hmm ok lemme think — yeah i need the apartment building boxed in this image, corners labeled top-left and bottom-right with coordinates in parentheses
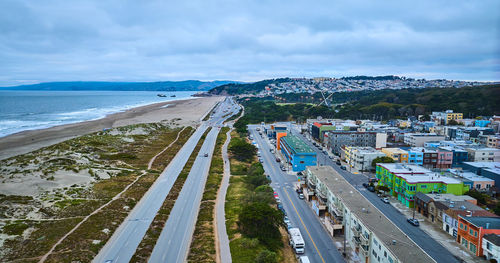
top-left (381, 148), bottom-right (408, 163)
top-left (432, 110), bottom-right (463, 125)
top-left (305, 166), bottom-right (434, 263)
top-left (406, 149), bottom-right (423, 165)
top-left (438, 146), bottom-right (468, 167)
top-left (482, 234), bottom-right (500, 262)
top-left (344, 146), bottom-right (386, 171)
top-left (464, 147), bottom-right (500, 162)
top-left (403, 133), bottom-right (446, 147)
top-left (457, 216), bottom-right (500, 257)
top-left (376, 164), bottom-right (468, 208)
top-left (327, 131), bottom-right (387, 155)
top-left (412, 147), bottom-right (439, 168)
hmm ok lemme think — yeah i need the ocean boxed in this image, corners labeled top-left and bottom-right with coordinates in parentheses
top-left (0, 90), bottom-right (197, 137)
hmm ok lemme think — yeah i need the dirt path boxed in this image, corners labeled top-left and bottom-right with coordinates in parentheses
top-left (147, 126), bottom-right (187, 170)
top-left (39, 127), bottom-right (188, 262)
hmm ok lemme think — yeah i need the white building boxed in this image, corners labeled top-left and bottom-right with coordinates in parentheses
top-left (344, 147), bottom-right (386, 171)
top-left (403, 133), bottom-right (446, 147)
top-left (483, 234), bottom-right (500, 262)
top-left (305, 166), bottom-right (434, 263)
top-left (464, 147), bottom-right (500, 162)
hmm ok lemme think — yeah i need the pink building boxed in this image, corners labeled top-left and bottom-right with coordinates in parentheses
top-left (437, 149), bottom-right (453, 169)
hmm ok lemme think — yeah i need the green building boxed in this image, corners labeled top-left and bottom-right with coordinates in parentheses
top-left (376, 163), bottom-right (468, 208)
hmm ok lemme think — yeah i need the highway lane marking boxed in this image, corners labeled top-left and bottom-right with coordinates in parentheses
top-left (284, 189), bottom-right (326, 263)
top-left (253, 129), bottom-right (326, 263)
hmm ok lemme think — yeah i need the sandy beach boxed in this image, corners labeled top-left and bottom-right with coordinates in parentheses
top-left (0, 96), bottom-right (223, 160)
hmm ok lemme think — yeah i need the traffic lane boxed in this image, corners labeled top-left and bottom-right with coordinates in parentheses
top-left (297, 134), bottom-right (459, 263)
top-left (251, 128), bottom-right (344, 263)
top-left (94, 125), bottom-right (208, 263)
top-left (149, 128), bottom-right (220, 263)
top-left (252, 129), bottom-right (323, 260)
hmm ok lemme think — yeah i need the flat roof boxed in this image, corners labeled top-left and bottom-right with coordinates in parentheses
top-left (398, 172), bottom-right (463, 184)
top-left (426, 193), bottom-right (476, 202)
top-left (281, 134), bottom-right (315, 154)
top-left (308, 166), bottom-right (435, 263)
top-left (459, 216), bottom-right (500, 229)
top-left (463, 162), bottom-right (500, 169)
top-left (378, 163), bottom-right (430, 174)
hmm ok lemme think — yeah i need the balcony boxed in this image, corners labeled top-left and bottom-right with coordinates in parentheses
top-left (360, 233), bottom-right (370, 246)
top-left (360, 244), bottom-right (370, 257)
top-left (351, 226), bottom-right (361, 237)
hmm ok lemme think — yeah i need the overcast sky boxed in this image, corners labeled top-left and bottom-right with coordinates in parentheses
top-left (0, 0), bottom-right (499, 86)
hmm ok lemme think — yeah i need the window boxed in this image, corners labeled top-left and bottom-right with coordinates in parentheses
top-left (469, 229), bottom-right (473, 235)
top-left (487, 242), bottom-right (492, 250)
top-left (462, 237), bottom-right (468, 247)
top-left (384, 251), bottom-right (387, 257)
top-left (470, 243), bottom-right (477, 254)
top-left (465, 225), bottom-right (468, 231)
top-left (474, 231), bottom-right (477, 237)
top-left (460, 223), bottom-right (463, 229)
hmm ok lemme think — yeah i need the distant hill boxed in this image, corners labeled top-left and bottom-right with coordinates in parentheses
top-left (208, 78), bottom-right (292, 95)
top-left (0, 80), bottom-right (236, 91)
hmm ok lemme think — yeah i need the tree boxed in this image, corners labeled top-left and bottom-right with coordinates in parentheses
top-left (256, 249), bottom-right (278, 263)
top-left (238, 202), bottom-right (284, 250)
top-left (447, 119), bottom-right (460, 126)
top-left (371, 156), bottom-right (395, 168)
top-left (228, 138), bottom-right (256, 161)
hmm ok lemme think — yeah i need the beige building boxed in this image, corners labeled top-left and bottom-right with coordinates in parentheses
top-left (305, 166), bottom-right (434, 263)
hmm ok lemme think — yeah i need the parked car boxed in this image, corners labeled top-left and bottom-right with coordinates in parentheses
top-left (276, 157), bottom-right (281, 162)
top-left (362, 183), bottom-right (369, 188)
top-left (281, 166), bottom-right (286, 171)
top-left (298, 193), bottom-right (305, 199)
top-left (340, 165), bottom-right (346, 170)
top-left (259, 158), bottom-right (263, 163)
top-left (329, 155), bottom-right (334, 159)
top-left (367, 186), bottom-right (375, 192)
top-left (284, 216), bottom-right (290, 225)
top-left (407, 218), bottom-right (420, 226)
top-left (296, 187), bottom-right (303, 194)
top-left (277, 203), bottom-right (284, 212)
top-left (204, 153), bottom-right (209, 157)
top-left (381, 197), bottom-right (390, 204)
top-left (336, 160), bottom-right (341, 165)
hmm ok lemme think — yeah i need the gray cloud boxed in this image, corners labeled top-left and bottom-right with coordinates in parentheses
top-left (0, 0), bottom-right (498, 86)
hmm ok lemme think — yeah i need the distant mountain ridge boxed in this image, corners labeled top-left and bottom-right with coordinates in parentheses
top-left (0, 80), bottom-right (236, 91)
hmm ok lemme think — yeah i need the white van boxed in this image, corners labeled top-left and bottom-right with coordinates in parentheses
top-left (299, 256), bottom-right (310, 263)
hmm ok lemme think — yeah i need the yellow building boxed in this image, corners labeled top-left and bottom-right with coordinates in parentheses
top-left (381, 148), bottom-right (409, 163)
top-left (446, 112), bottom-right (463, 124)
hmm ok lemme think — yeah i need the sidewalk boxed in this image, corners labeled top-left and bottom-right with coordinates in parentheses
top-left (301, 196), bottom-right (362, 263)
top-left (388, 198), bottom-right (485, 263)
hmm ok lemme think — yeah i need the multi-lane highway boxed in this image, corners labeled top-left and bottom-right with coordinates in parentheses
top-left (149, 98), bottom-right (240, 262)
top-left (94, 97), bottom-right (239, 263)
top-left (249, 125), bottom-right (346, 263)
top-left (289, 125), bottom-right (461, 263)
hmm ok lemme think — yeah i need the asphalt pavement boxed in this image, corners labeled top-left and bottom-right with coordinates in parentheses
top-left (149, 98), bottom-right (240, 263)
top-left (289, 125), bottom-right (461, 263)
top-left (94, 97), bottom-right (239, 263)
top-left (249, 125), bottom-right (346, 263)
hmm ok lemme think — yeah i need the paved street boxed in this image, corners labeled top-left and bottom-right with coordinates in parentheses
top-left (94, 98), bottom-right (239, 263)
top-left (249, 125), bottom-right (346, 263)
top-left (216, 128), bottom-right (233, 263)
top-left (149, 98), bottom-right (240, 263)
top-left (290, 125), bottom-right (461, 263)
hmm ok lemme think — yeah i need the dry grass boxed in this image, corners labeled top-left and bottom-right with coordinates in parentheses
top-left (130, 128), bottom-right (211, 262)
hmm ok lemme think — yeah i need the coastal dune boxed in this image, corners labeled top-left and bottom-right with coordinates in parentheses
top-left (0, 96), bottom-right (223, 160)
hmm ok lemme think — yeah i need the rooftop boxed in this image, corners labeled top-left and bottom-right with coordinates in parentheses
top-left (399, 172), bottom-right (463, 184)
top-left (378, 163), bottom-right (430, 174)
top-left (459, 216), bottom-right (500, 229)
top-left (483, 234), bottom-right (500, 246)
top-left (281, 134), bottom-right (315, 154)
top-left (463, 162), bottom-right (500, 169)
top-left (307, 166), bottom-right (434, 263)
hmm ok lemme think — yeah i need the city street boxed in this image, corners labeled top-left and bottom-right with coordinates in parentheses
top-left (290, 125), bottom-right (462, 263)
top-left (249, 125), bottom-right (346, 263)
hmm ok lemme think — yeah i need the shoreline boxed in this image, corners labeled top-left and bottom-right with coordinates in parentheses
top-left (0, 96), bottom-right (223, 160)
